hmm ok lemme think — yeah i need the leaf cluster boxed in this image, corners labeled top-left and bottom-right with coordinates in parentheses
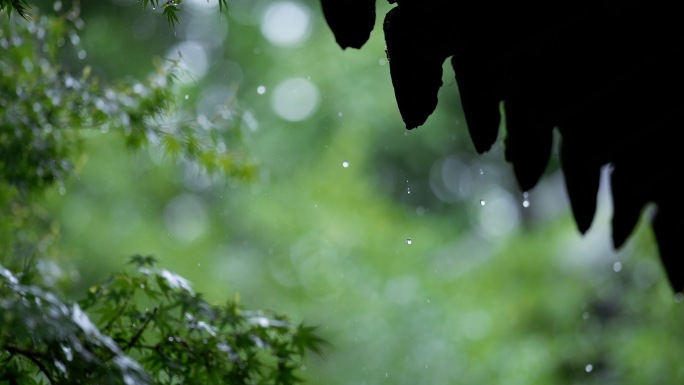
top-left (0, 0), bottom-right (31, 19)
top-left (1, 9), bottom-right (255, 202)
top-left (138, 0), bottom-right (229, 28)
top-left (2, 1), bottom-right (228, 27)
top-left (1, 256), bottom-right (325, 384)
top-left (1, 8), bottom-right (321, 385)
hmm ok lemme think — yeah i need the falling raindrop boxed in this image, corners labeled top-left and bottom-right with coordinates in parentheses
top-left (184, 94), bottom-right (189, 100)
top-left (479, 168), bottom-right (484, 175)
top-left (257, 85), bottom-right (266, 94)
top-left (613, 262), bottom-right (622, 272)
top-left (342, 161), bottom-right (349, 168)
top-left (522, 191), bottom-right (530, 208)
top-left (479, 199), bottom-right (486, 206)
top-left (406, 238), bottom-right (412, 245)
top-left (585, 364), bottom-right (593, 373)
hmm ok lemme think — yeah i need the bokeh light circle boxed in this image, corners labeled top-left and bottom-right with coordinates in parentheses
top-left (271, 77), bottom-right (320, 121)
top-left (260, 1), bottom-right (311, 47)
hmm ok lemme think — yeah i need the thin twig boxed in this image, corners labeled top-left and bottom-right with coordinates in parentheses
top-left (123, 307), bottom-right (158, 353)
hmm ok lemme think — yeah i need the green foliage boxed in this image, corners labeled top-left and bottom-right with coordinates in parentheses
top-left (1, 262), bottom-right (152, 384)
top-left (5, 1), bottom-right (684, 385)
top-left (2, 0), bottom-right (229, 26)
top-left (138, 0), bottom-right (229, 28)
top-left (1, 256), bottom-right (324, 384)
top-left (0, 0), bottom-right (31, 19)
top-left (1, 6), bottom-right (321, 385)
top-left (1, 9), bottom-right (254, 198)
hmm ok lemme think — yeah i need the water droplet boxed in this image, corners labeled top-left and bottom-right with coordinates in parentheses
top-left (406, 238), bottom-right (412, 245)
top-left (184, 94), bottom-right (189, 100)
top-left (522, 191), bottom-right (530, 208)
top-left (479, 199), bottom-right (486, 206)
top-left (257, 85), bottom-right (266, 94)
top-left (582, 312), bottom-right (590, 320)
top-left (612, 262), bottom-right (622, 272)
top-left (407, 188), bottom-right (411, 194)
top-left (385, 372), bottom-right (389, 378)
top-left (342, 161), bottom-right (349, 168)
top-left (675, 292), bottom-right (683, 303)
top-left (140, 284), bottom-right (145, 289)
top-left (585, 364), bottom-right (593, 373)
top-left (479, 169), bottom-right (484, 175)
top-left (338, 111), bottom-right (343, 117)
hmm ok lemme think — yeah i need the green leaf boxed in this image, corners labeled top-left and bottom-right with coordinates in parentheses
top-left (129, 254), bottom-right (158, 268)
top-left (162, 3), bottom-right (180, 29)
top-left (291, 324), bottom-right (327, 357)
top-left (161, 134), bottom-right (182, 157)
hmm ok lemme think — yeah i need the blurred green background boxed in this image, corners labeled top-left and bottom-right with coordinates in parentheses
top-left (26, 0), bottom-right (684, 383)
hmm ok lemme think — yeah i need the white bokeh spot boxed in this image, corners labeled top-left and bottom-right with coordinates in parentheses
top-left (271, 78), bottom-right (320, 121)
top-left (165, 41), bottom-right (209, 83)
top-left (260, 1), bottom-right (311, 47)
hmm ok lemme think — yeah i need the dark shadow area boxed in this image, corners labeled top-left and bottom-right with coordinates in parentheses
top-left (321, 0), bottom-right (683, 293)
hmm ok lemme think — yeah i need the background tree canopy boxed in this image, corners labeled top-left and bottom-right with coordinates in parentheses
top-left (2, 1), bottom-right (684, 384)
